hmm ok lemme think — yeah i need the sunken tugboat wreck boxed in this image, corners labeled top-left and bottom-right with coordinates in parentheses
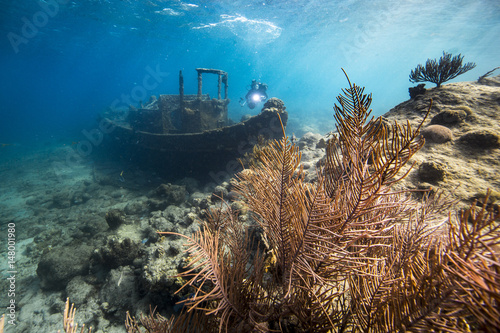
top-left (100, 68), bottom-right (288, 179)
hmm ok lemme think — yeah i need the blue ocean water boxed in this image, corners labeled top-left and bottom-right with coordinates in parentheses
top-left (0, 0), bottom-right (499, 144)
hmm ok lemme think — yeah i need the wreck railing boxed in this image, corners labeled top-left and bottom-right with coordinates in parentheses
top-left (195, 68), bottom-right (228, 100)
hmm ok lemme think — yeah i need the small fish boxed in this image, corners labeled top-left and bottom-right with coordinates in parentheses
top-left (0, 143), bottom-right (12, 147)
top-left (119, 170), bottom-right (125, 182)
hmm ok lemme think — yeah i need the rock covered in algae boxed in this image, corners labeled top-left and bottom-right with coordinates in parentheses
top-left (139, 240), bottom-right (185, 295)
top-left (37, 244), bottom-right (93, 290)
top-left (430, 108), bottom-right (468, 126)
top-left (92, 236), bottom-right (141, 269)
top-left (149, 183), bottom-right (187, 205)
top-left (458, 130), bottom-right (500, 149)
top-left (382, 76), bottom-right (500, 210)
top-left (105, 209), bottom-right (125, 229)
top-left (418, 161), bottom-right (447, 183)
top-left (99, 266), bottom-right (140, 320)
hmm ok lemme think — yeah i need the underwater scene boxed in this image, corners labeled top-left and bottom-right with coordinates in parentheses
top-left (0, 0), bottom-right (499, 332)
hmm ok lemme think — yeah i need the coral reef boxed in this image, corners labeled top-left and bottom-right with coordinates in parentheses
top-left (92, 236), bottom-right (141, 269)
top-left (150, 73), bottom-right (500, 331)
top-left (409, 51), bottom-right (476, 87)
top-left (9, 74), bottom-right (498, 332)
top-left (408, 83), bottom-right (426, 98)
top-left (262, 97), bottom-right (286, 113)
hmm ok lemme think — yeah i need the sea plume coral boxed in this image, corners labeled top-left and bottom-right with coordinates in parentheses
top-left (409, 51), bottom-right (476, 87)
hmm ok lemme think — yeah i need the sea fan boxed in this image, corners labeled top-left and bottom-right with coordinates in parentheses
top-left (409, 51), bottom-right (476, 87)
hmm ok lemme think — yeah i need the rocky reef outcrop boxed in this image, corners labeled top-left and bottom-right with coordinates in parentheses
top-left (381, 75), bottom-right (500, 210)
top-left (294, 76), bottom-right (500, 212)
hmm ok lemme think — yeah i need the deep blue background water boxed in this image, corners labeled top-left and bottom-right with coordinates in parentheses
top-left (1, 0), bottom-right (499, 145)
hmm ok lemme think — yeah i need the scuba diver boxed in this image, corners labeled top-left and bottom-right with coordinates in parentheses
top-left (239, 80), bottom-right (268, 109)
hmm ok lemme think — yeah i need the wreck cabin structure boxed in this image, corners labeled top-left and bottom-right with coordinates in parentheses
top-left (128, 68), bottom-right (230, 135)
top-left (180, 68), bottom-right (229, 133)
